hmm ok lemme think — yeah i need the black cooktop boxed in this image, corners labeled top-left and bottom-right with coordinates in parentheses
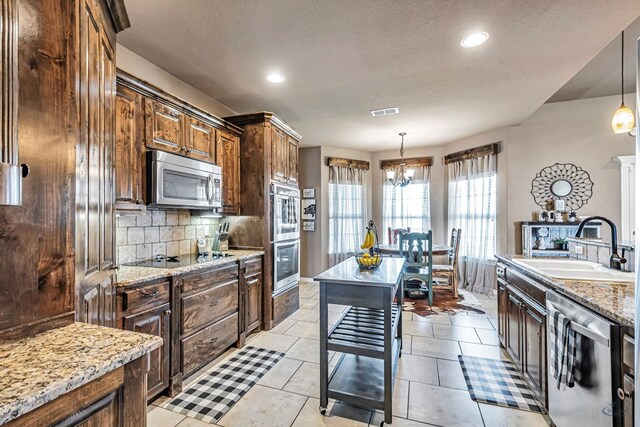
top-left (124, 252), bottom-right (233, 269)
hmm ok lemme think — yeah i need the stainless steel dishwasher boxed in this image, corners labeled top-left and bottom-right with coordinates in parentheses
top-left (546, 291), bottom-right (622, 427)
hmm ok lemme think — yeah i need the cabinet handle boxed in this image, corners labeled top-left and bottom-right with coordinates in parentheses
top-left (212, 337), bottom-right (219, 343)
top-left (617, 388), bottom-right (633, 400)
top-left (247, 279), bottom-right (259, 287)
top-left (140, 290), bottom-right (158, 299)
top-left (164, 309), bottom-right (172, 316)
top-left (137, 199), bottom-right (144, 205)
top-left (209, 300), bottom-right (219, 307)
top-left (181, 145), bottom-right (187, 151)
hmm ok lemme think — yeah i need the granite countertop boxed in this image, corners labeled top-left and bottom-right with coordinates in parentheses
top-left (496, 254), bottom-right (635, 326)
top-left (115, 249), bottom-right (265, 287)
top-left (0, 322), bottom-right (163, 424)
top-left (314, 256), bottom-right (406, 287)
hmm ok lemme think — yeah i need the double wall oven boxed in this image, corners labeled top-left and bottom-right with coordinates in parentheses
top-left (272, 183), bottom-right (300, 294)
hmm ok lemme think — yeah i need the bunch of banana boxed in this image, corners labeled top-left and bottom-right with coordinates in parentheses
top-left (360, 228), bottom-right (375, 250)
top-left (358, 252), bottom-right (382, 267)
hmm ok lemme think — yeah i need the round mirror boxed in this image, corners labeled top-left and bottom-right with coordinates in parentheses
top-left (551, 179), bottom-right (572, 197)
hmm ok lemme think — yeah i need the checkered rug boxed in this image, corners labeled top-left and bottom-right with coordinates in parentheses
top-left (161, 346), bottom-right (284, 424)
top-left (458, 355), bottom-right (545, 414)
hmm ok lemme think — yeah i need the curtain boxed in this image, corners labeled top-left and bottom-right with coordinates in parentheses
top-left (328, 166), bottom-right (368, 266)
top-left (448, 154), bottom-right (497, 293)
top-left (382, 166), bottom-right (431, 239)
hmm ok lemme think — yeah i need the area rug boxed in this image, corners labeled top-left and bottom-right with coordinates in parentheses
top-left (402, 287), bottom-right (486, 317)
top-left (161, 346), bottom-right (284, 424)
top-left (458, 355), bottom-right (545, 414)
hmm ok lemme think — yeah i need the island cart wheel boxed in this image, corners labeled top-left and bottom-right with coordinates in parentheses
top-left (319, 406), bottom-right (327, 415)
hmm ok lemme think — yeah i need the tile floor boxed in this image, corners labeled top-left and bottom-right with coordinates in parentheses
top-left (148, 280), bottom-right (549, 427)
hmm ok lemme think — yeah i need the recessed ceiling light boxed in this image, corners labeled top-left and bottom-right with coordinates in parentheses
top-left (371, 107), bottom-right (399, 117)
top-left (266, 73), bottom-right (286, 83)
top-left (460, 32), bottom-right (489, 48)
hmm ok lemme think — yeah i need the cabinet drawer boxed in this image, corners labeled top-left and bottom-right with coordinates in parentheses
top-left (181, 280), bottom-right (238, 336)
top-left (244, 257), bottom-right (262, 276)
top-left (181, 312), bottom-right (238, 377)
top-left (182, 263), bottom-right (238, 294)
top-left (121, 280), bottom-right (170, 312)
top-left (273, 285), bottom-right (299, 324)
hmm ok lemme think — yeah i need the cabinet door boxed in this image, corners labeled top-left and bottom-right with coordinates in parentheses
top-left (145, 99), bottom-right (185, 154)
top-left (245, 273), bottom-right (262, 333)
top-left (81, 275), bottom-right (115, 327)
top-left (186, 118), bottom-right (215, 162)
top-left (216, 130), bottom-right (240, 214)
top-left (523, 301), bottom-right (546, 402)
top-left (76, 0), bottom-right (116, 323)
top-left (271, 126), bottom-right (287, 182)
top-left (287, 136), bottom-right (298, 185)
top-left (497, 280), bottom-right (508, 348)
top-left (506, 291), bottom-right (523, 366)
top-left (115, 84), bottom-right (145, 210)
top-left (124, 303), bottom-right (171, 399)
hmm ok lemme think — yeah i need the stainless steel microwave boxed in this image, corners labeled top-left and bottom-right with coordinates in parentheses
top-left (147, 150), bottom-right (222, 209)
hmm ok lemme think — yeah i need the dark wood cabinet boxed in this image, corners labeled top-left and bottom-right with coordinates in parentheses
top-left (287, 135), bottom-right (299, 185)
top-left (145, 99), bottom-right (185, 155)
top-left (497, 279), bottom-right (508, 348)
top-left (271, 127), bottom-right (288, 182)
top-left (117, 278), bottom-right (171, 401)
top-left (115, 84), bottom-right (145, 211)
top-left (179, 262), bottom-right (240, 378)
top-left (239, 256), bottom-right (263, 343)
top-left (506, 291), bottom-right (523, 365)
top-left (187, 118), bottom-right (215, 162)
top-left (497, 262), bottom-right (548, 407)
top-left (216, 130), bottom-right (240, 215)
top-left (123, 303), bottom-right (171, 400)
top-left (523, 301), bottom-right (546, 402)
top-left (76, 0), bottom-right (117, 326)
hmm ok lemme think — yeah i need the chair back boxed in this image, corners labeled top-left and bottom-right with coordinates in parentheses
top-left (449, 228), bottom-right (462, 268)
top-left (388, 227), bottom-right (410, 245)
top-left (399, 231), bottom-right (432, 268)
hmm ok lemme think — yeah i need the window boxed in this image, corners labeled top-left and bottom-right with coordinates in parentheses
top-left (328, 166), bottom-right (367, 265)
top-left (448, 171), bottom-right (497, 258)
top-left (382, 181), bottom-right (431, 238)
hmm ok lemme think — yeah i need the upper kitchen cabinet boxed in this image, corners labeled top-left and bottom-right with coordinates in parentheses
top-left (216, 129), bottom-right (241, 215)
top-left (287, 135), bottom-right (299, 185)
top-left (271, 126), bottom-right (288, 182)
top-left (115, 84), bottom-right (145, 211)
top-left (145, 99), bottom-right (185, 155)
top-left (115, 71), bottom-right (242, 214)
top-left (75, 0), bottom-right (119, 326)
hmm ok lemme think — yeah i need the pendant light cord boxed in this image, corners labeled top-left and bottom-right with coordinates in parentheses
top-left (621, 31), bottom-right (624, 105)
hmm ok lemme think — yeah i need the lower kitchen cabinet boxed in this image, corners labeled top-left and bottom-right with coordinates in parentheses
top-left (497, 263), bottom-right (547, 406)
top-left (123, 303), bottom-right (171, 400)
top-left (241, 256), bottom-right (263, 339)
top-left (178, 262), bottom-right (240, 378)
top-left (117, 278), bottom-right (171, 401)
top-left (273, 285), bottom-right (300, 326)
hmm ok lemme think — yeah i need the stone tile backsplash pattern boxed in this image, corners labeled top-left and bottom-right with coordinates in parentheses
top-left (116, 210), bottom-right (219, 264)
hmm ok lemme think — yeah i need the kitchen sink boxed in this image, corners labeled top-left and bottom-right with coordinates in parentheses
top-left (512, 258), bottom-right (635, 283)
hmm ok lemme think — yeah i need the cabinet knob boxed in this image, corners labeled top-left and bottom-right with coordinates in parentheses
top-left (181, 146), bottom-right (187, 151)
top-left (164, 309), bottom-right (172, 316)
top-left (617, 388), bottom-right (632, 400)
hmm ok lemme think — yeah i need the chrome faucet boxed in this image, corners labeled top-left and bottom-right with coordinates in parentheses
top-left (575, 216), bottom-right (627, 270)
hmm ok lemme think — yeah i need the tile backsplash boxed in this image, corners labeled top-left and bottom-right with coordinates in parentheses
top-left (568, 238), bottom-right (635, 272)
top-left (116, 210), bottom-right (219, 264)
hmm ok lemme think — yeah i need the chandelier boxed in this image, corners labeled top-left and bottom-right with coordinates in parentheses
top-left (386, 132), bottom-right (414, 187)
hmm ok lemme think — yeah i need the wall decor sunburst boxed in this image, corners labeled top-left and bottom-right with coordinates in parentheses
top-left (530, 163), bottom-right (593, 210)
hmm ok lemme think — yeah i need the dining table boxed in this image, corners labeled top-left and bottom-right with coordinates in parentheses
top-left (377, 243), bottom-right (452, 256)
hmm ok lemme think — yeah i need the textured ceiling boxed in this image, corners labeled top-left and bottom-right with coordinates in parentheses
top-left (118, 1), bottom-right (640, 151)
top-left (548, 15), bottom-right (640, 103)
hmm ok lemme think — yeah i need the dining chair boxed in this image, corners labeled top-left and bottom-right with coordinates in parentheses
top-left (398, 231), bottom-right (433, 305)
top-left (433, 228), bottom-right (461, 298)
top-left (388, 227), bottom-right (410, 245)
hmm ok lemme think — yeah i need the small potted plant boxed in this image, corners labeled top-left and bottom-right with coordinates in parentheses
top-left (553, 237), bottom-right (568, 251)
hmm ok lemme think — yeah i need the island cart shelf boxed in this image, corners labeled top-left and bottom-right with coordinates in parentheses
top-left (314, 257), bottom-right (406, 427)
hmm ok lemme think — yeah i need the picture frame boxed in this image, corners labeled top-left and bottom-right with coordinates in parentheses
top-left (301, 199), bottom-right (316, 220)
top-left (303, 221), bottom-right (315, 232)
top-left (302, 188), bottom-right (315, 198)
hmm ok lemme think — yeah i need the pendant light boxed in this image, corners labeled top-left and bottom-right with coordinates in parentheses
top-left (611, 31), bottom-right (636, 134)
top-left (386, 132), bottom-right (414, 187)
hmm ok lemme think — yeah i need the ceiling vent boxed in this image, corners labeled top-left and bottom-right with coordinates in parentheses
top-left (370, 107), bottom-right (399, 117)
